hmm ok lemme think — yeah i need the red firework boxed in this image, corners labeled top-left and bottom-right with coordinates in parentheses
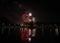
top-left (22, 13), bottom-right (30, 22)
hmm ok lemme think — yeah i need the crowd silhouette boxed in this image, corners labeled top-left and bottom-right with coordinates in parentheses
top-left (0, 23), bottom-right (59, 43)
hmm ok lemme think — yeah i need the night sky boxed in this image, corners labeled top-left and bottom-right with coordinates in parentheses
top-left (0, 0), bottom-right (57, 24)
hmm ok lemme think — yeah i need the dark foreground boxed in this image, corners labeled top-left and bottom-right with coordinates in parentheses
top-left (0, 25), bottom-right (59, 43)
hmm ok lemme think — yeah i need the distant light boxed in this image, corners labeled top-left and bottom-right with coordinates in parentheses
top-left (29, 12), bottom-right (32, 16)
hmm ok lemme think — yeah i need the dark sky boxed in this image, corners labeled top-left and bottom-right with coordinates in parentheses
top-left (0, 0), bottom-right (57, 24)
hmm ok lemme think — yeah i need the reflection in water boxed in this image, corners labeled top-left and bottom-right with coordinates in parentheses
top-left (55, 28), bottom-right (58, 36)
